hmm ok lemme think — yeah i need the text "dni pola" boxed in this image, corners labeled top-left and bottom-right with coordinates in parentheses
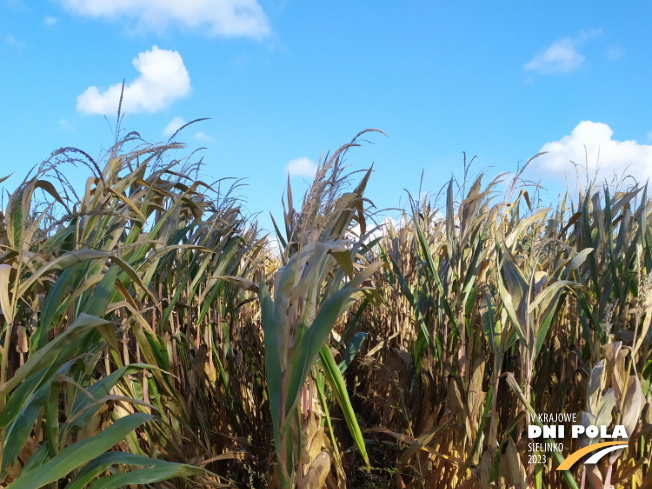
top-left (528, 413), bottom-right (628, 439)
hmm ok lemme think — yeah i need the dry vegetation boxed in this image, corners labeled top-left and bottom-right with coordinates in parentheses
top-left (0, 124), bottom-right (651, 489)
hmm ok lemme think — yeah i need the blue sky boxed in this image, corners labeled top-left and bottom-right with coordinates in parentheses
top-left (2, 1), bottom-right (652, 231)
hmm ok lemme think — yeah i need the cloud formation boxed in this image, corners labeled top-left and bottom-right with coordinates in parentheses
top-left (58, 118), bottom-right (74, 133)
top-left (77, 46), bottom-right (191, 116)
top-left (285, 157), bottom-right (318, 178)
top-left (58, 0), bottom-right (269, 38)
top-left (194, 131), bottom-right (214, 142)
top-left (525, 30), bottom-right (600, 75)
top-left (5, 34), bottom-right (24, 47)
top-left (536, 121), bottom-right (652, 183)
top-left (163, 116), bottom-right (185, 136)
top-left (606, 47), bottom-right (624, 61)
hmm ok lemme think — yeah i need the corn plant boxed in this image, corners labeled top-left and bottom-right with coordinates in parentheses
top-left (0, 123), bottom-right (260, 487)
top-left (2, 123), bottom-right (652, 489)
top-left (0, 168), bottom-right (210, 487)
top-left (349, 171), bottom-right (652, 488)
top-left (260, 131), bottom-right (384, 488)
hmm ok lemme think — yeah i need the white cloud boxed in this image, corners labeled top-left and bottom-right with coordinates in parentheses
top-left (525, 30), bottom-right (601, 75)
top-left (285, 157), bottom-right (318, 178)
top-left (535, 121), bottom-right (652, 183)
top-left (348, 216), bottom-right (403, 242)
top-left (58, 118), bottom-right (74, 132)
top-left (525, 39), bottom-right (584, 74)
top-left (44, 16), bottom-right (57, 25)
top-left (77, 46), bottom-right (191, 116)
top-left (606, 47), bottom-right (624, 60)
top-left (57, 0), bottom-right (269, 38)
top-left (5, 34), bottom-right (24, 47)
top-left (163, 116), bottom-right (185, 136)
top-left (194, 131), bottom-right (214, 142)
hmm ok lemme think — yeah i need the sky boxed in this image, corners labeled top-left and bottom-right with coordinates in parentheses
top-left (1, 1), bottom-right (652, 232)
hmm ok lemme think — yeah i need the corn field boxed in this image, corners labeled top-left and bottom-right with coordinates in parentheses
top-left (0, 125), bottom-right (651, 489)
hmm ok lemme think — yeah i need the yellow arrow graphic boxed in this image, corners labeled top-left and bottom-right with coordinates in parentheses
top-left (557, 441), bottom-right (628, 471)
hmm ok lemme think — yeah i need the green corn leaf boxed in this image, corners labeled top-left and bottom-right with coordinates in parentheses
top-left (67, 452), bottom-right (204, 489)
top-left (35, 267), bottom-right (76, 349)
top-left (3, 178), bottom-right (65, 250)
top-left (67, 364), bottom-right (154, 435)
top-left (7, 413), bottom-right (154, 489)
top-left (285, 285), bottom-right (357, 421)
top-left (0, 314), bottom-right (111, 397)
top-left (413, 212), bottom-right (461, 338)
top-left (335, 298), bottom-right (370, 350)
top-left (388, 254), bottom-right (440, 359)
top-left (495, 262), bottom-right (525, 343)
top-left (338, 332), bottom-right (368, 373)
top-left (562, 248), bottom-right (594, 279)
top-left (0, 360), bottom-right (65, 430)
top-left (314, 371), bottom-right (345, 476)
top-left (2, 369), bottom-right (60, 469)
top-left (260, 281), bottom-right (282, 450)
top-left (44, 378), bottom-right (62, 457)
top-left (17, 250), bottom-right (152, 301)
top-left (320, 345), bottom-right (370, 468)
top-left (86, 464), bottom-right (204, 489)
